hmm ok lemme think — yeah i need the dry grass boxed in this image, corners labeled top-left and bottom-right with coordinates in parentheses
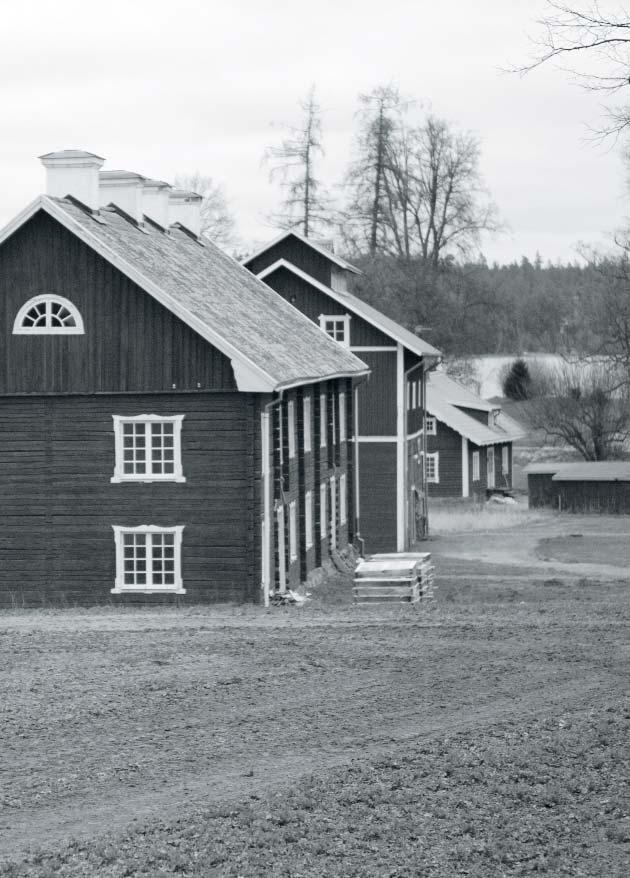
top-left (429, 500), bottom-right (553, 534)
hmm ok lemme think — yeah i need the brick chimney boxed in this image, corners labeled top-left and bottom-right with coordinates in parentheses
top-left (99, 170), bottom-right (145, 224)
top-left (168, 189), bottom-right (203, 237)
top-left (39, 149), bottom-right (105, 211)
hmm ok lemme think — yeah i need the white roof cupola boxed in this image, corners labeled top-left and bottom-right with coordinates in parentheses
top-left (39, 149), bottom-right (105, 212)
top-left (142, 178), bottom-right (172, 228)
top-left (168, 189), bottom-right (202, 237)
top-left (99, 170), bottom-right (146, 224)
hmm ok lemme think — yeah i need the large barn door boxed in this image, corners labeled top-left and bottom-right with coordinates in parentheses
top-left (486, 447), bottom-right (495, 490)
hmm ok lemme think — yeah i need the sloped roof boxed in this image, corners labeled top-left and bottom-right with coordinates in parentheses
top-left (426, 373), bottom-right (525, 446)
top-left (428, 371), bottom-right (494, 412)
top-left (552, 462), bottom-right (630, 482)
top-left (256, 260), bottom-right (441, 361)
top-left (244, 230), bottom-right (361, 274)
top-left (524, 462), bottom-right (573, 475)
top-left (0, 196), bottom-right (369, 392)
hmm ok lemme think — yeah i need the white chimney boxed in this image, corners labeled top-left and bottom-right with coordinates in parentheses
top-left (39, 149), bottom-right (105, 211)
top-left (142, 178), bottom-right (171, 228)
top-left (99, 170), bottom-right (145, 224)
top-left (168, 189), bottom-right (202, 237)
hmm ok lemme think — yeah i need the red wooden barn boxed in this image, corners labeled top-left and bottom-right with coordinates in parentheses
top-left (425, 371), bottom-right (524, 498)
top-left (243, 232), bottom-right (441, 553)
top-left (0, 151), bottom-right (370, 607)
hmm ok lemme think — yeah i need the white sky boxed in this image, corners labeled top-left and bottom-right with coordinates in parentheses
top-left (0, 0), bottom-right (628, 265)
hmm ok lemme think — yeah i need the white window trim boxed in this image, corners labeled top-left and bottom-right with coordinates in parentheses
top-left (319, 313), bottom-right (351, 347)
top-left (472, 450), bottom-right (480, 482)
top-left (320, 481), bottom-right (327, 540)
top-left (288, 400), bottom-right (296, 459)
top-left (303, 396), bottom-right (312, 453)
top-left (502, 445), bottom-right (509, 474)
top-left (13, 294), bottom-right (85, 335)
top-left (320, 393), bottom-right (327, 448)
top-left (111, 414), bottom-right (185, 483)
top-left (426, 452), bottom-right (440, 484)
top-left (305, 490), bottom-right (313, 549)
top-left (330, 475), bottom-right (337, 549)
top-left (339, 392), bottom-right (346, 442)
top-left (332, 393), bottom-right (337, 446)
top-left (425, 416), bottom-right (437, 436)
top-left (339, 473), bottom-right (347, 524)
top-left (112, 525), bottom-right (185, 594)
top-left (411, 381), bottom-right (417, 410)
top-left (289, 500), bottom-right (298, 562)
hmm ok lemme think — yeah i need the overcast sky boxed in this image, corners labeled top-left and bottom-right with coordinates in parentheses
top-left (1, 0), bottom-right (628, 265)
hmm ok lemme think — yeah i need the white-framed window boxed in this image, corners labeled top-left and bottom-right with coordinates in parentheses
top-left (339, 474), bottom-right (347, 524)
top-left (320, 482), bottom-right (327, 540)
top-left (305, 490), bottom-right (313, 549)
top-left (112, 415), bottom-right (185, 483)
top-left (319, 314), bottom-right (350, 346)
top-left (502, 446), bottom-right (509, 474)
top-left (407, 381), bottom-right (412, 410)
top-left (289, 500), bottom-right (297, 561)
top-left (330, 475), bottom-right (337, 548)
top-left (411, 381), bottom-right (417, 410)
top-left (332, 393), bottom-right (337, 445)
top-left (303, 396), bottom-right (312, 453)
top-left (13, 295), bottom-right (84, 335)
top-left (112, 525), bottom-right (184, 594)
top-left (426, 452), bottom-right (439, 483)
top-left (339, 392), bottom-right (346, 442)
top-left (472, 451), bottom-right (480, 481)
top-left (425, 416), bottom-right (437, 436)
top-left (320, 393), bottom-right (327, 448)
top-left (288, 400), bottom-right (296, 459)
top-left (416, 379), bottom-right (421, 409)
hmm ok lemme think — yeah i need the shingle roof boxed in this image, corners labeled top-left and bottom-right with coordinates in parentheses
top-left (256, 260), bottom-right (441, 361)
top-left (551, 462), bottom-right (630, 482)
top-left (0, 196), bottom-right (369, 392)
top-left (426, 372), bottom-right (524, 446)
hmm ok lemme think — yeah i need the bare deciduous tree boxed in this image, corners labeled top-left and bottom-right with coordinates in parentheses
top-left (523, 360), bottom-right (630, 459)
top-left (265, 86), bottom-right (330, 237)
top-left (383, 115), bottom-right (500, 264)
top-left (519, 2), bottom-right (630, 136)
top-left (343, 85), bottom-right (402, 256)
top-left (174, 173), bottom-right (236, 247)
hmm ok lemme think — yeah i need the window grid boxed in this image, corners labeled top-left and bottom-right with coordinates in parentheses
top-left (14, 295), bottom-right (84, 334)
top-left (426, 452), bottom-right (439, 484)
top-left (113, 415), bottom-right (184, 483)
top-left (425, 416), bottom-right (437, 435)
top-left (319, 314), bottom-right (350, 346)
top-left (114, 526), bottom-right (184, 593)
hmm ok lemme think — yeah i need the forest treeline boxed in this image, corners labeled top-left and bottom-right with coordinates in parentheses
top-left (348, 254), bottom-right (598, 356)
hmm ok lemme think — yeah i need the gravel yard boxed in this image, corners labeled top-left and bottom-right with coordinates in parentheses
top-left (1, 513), bottom-right (628, 876)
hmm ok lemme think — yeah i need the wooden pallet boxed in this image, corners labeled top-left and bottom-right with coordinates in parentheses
top-left (353, 553), bottom-right (435, 604)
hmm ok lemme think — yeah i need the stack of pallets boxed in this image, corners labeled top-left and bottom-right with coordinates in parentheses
top-left (353, 552), bottom-right (435, 604)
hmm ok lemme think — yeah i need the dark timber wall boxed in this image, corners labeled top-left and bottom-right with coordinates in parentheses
top-left (0, 392), bottom-right (258, 607)
top-left (0, 211), bottom-right (236, 394)
top-left (358, 442), bottom-right (397, 552)
top-left (246, 235), bottom-right (333, 287)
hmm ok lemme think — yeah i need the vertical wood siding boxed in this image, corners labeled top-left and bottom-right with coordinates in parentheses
top-left (0, 211), bottom-right (236, 394)
top-left (357, 351), bottom-right (398, 435)
top-left (426, 421), bottom-right (463, 497)
top-left (246, 236), bottom-right (333, 287)
top-left (0, 393), bottom-right (257, 607)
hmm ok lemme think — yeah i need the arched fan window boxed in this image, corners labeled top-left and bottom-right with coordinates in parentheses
top-left (13, 296), bottom-right (84, 335)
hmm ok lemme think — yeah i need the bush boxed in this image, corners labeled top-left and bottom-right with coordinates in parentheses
top-left (503, 358), bottom-right (532, 400)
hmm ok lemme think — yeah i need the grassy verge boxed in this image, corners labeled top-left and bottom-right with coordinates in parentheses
top-left (4, 699), bottom-right (628, 877)
top-left (429, 500), bottom-right (552, 534)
